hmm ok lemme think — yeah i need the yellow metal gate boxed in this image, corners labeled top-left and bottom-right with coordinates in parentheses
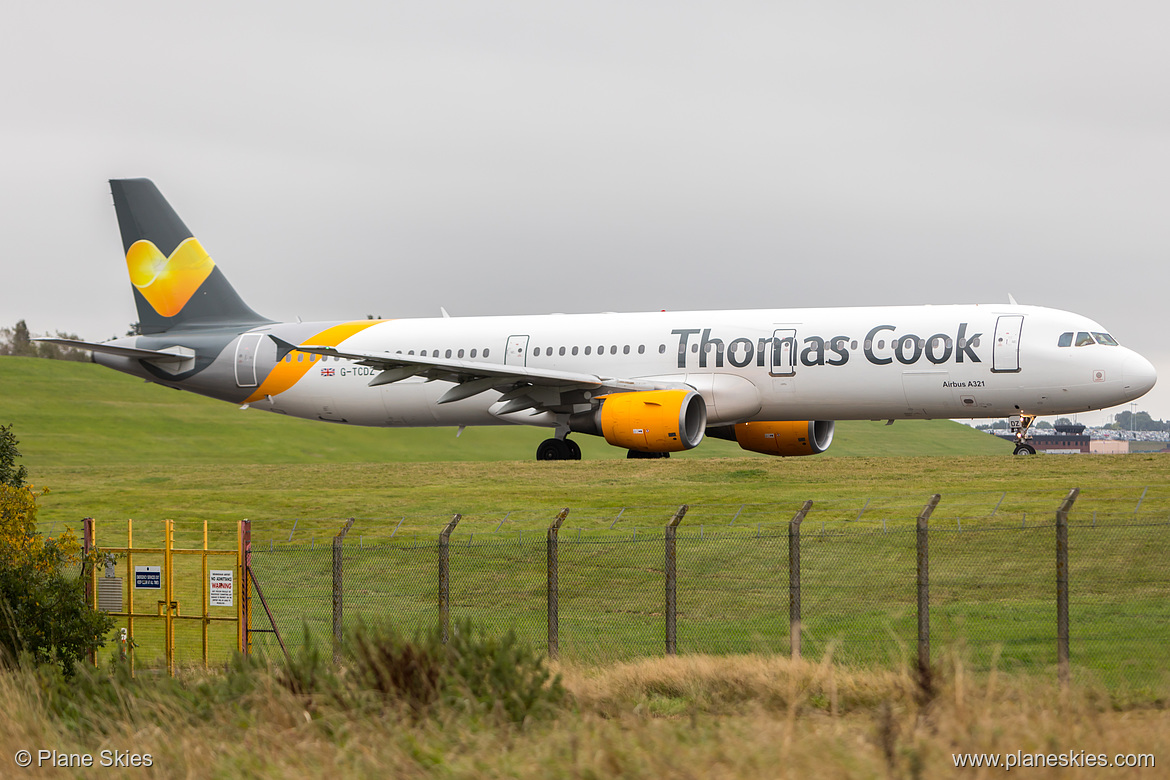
top-left (83, 518), bottom-right (251, 676)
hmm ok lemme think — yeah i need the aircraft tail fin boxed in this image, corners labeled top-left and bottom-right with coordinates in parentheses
top-left (110, 179), bottom-right (270, 334)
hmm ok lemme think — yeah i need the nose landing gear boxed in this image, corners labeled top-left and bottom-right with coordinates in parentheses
top-left (1010, 413), bottom-right (1037, 455)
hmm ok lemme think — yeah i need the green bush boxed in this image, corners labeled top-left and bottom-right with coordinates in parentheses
top-left (442, 619), bottom-right (566, 725)
top-left (0, 423), bottom-right (27, 488)
top-left (0, 544), bottom-right (115, 675)
top-left (0, 481), bottom-right (114, 675)
top-left (344, 619), bottom-right (566, 724)
top-left (348, 623), bottom-right (443, 715)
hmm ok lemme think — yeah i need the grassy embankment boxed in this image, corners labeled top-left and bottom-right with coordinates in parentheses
top-left (2, 644), bottom-right (1167, 779)
top-left (4, 356), bottom-right (1167, 692)
top-left (3, 356), bottom-right (1168, 776)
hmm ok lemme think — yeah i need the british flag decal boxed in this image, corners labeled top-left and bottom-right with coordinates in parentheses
top-left (320, 368), bottom-right (335, 377)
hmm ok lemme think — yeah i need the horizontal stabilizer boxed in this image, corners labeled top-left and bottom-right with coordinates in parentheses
top-left (31, 338), bottom-right (192, 363)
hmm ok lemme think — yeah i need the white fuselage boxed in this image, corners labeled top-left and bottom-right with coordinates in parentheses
top-left (148, 303), bottom-right (1153, 430)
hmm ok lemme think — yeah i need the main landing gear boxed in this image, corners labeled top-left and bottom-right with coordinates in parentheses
top-left (1010, 413), bottom-right (1037, 456)
top-left (536, 437), bottom-right (581, 461)
top-left (533, 439), bottom-right (672, 460)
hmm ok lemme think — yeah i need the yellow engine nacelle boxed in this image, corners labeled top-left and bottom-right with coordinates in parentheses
top-left (572, 389), bottom-right (707, 452)
top-left (708, 420), bottom-right (835, 456)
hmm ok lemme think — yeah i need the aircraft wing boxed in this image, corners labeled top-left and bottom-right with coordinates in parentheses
top-left (269, 336), bottom-right (687, 412)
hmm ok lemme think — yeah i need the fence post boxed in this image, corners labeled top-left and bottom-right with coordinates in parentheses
top-left (1056, 488), bottom-right (1079, 690)
top-left (789, 501), bottom-right (813, 660)
top-left (439, 514), bottom-right (461, 644)
top-left (917, 494), bottom-right (941, 680)
top-left (82, 518), bottom-right (96, 667)
top-left (664, 505), bottom-right (688, 656)
top-left (240, 519), bottom-right (252, 656)
top-left (332, 518), bottom-right (355, 666)
top-left (82, 517), bottom-right (94, 603)
top-left (547, 508), bottom-right (569, 660)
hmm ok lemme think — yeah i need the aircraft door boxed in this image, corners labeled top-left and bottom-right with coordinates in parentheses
top-left (234, 333), bottom-right (264, 387)
top-left (992, 315), bottom-right (1024, 373)
top-left (505, 335), bottom-right (529, 366)
top-left (769, 329), bottom-right (796, 377)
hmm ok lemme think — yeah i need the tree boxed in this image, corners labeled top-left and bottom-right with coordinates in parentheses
top-left (1054, 418), bottom-right (1073, 427)
top-left (0, 428), bottom-right (112, 673)
top-left (0, 484), bottom-right (114, 673)
top-left (0, 321), bottom-right (89, 361)
top-left (0, 320), bottom-right (34, 357)
top-left (1111, 410), bottom-right (1166, 432)
top-left (1035, 421), bottom-right (1053, 429)
top-left (0, 424), bottom-right (28, 489)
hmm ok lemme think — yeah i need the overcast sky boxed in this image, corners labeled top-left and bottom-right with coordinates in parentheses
top-left (3, 2), bottom-right (1167, 424)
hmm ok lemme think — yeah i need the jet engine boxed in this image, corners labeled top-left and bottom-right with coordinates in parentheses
top-left (570, 389), bottom-right (707, 453)
top-left (707, 420), bottom-right (835, 456)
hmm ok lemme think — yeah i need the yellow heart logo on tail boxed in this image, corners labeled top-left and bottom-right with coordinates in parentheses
top-left (126, 238), bottom-right (216, 317)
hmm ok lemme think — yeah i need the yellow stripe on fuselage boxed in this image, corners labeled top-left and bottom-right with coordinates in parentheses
top-left (243, 320), bottom-right (387, 403)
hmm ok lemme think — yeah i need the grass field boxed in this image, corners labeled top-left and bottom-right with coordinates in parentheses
top-left (5, 355), bottom-right (1168, 697)
top-left (0, 355), bottom-right (1016, 468)
top-left (5, 644), bottom-right (1168, 779)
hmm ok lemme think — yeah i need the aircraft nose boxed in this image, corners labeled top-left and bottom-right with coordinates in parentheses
top-left (1123, 352), bottom-right (1157, 398)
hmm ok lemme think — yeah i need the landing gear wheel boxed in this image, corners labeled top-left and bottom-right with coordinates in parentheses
top-left (1009, 413), bottom-right (1037, 457)
top-left (565, 439), bottom-right (581, 460)
top-left (537, 438), bottom-right (572, 460)
top-left (626, 450), bottom-right (670, 459)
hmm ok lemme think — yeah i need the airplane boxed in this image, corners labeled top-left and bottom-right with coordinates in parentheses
top-left (39, 179), bottom-right (1157, 460)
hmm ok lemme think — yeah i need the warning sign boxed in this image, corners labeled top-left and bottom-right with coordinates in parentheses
top-left (209, 570), bottom-right (234, 607)
top-left (135, 566), bottom-right (161, 589)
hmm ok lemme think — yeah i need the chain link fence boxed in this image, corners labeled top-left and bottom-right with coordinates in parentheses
top-left (246, 491), bottom-right (1170, 693)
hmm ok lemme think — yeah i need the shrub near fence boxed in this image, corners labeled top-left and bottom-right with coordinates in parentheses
top-left (246, 492), bottom-right (1170, 693)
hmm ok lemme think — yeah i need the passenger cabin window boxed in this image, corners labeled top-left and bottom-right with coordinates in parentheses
top-left (1075, 332), bottom-right (1094, 347)
top-left (1093, 332), bottom-right (1119, 346)
top-left (1058, 332), bottom-right (1073, 347)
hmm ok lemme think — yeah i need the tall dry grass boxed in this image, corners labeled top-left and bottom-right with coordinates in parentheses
top-left (2, 644), bottom-right (1167, 779)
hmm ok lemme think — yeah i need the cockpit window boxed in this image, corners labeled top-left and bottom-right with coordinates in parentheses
top-left (1075, 332), bottom-right (1094, 347)
top-left (1058, 332), bottom-right (1073, 348)
top-left (1092, 332), bottom-right (1118, 346)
